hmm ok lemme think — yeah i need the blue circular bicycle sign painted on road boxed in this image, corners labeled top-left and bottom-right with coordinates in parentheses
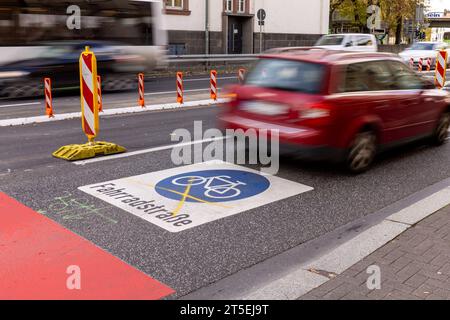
top-left (155, 170), bottom-right (270, 203)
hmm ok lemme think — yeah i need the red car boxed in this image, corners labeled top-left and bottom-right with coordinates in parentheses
top-left (220, 49), bottom-right (450, 173)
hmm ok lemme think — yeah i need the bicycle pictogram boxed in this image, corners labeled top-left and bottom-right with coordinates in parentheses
top-left (155, 169), bottom-right (271, 204)
top-left (172, 175), bottom-right (247, 199)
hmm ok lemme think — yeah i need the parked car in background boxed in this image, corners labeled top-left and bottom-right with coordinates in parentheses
top-left (399, 42), bottom-right (449, 70)
top-left (220, 49), bottom-right (450, 173)
top-left (314, 34), bottom-right (378, 52)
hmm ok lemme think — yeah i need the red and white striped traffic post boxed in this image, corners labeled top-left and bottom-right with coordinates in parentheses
top-left (418, 58), bottom-right (423, 72)
top-left (409, 58), bottom-right (414, 70)
top-left (176, 72), bottom-right (184, 104)
top-left (52, 46), bottom-right (126, 161)
top-left (80, 46), bottom-right (99, 143)
top-left (210, 70), bottom-right (218, 101)
top-left (138, 73), bottom-right (145, 108)
top-left (426, 58), bottom-right (432, 72)
top-left (97, 75), bottom-right (103, 112)
top-left (238, 68), bottom-right (246, 84)
top-left (435, 50), bottom-right (448, 89)
top-left (44, 77), bottom-right (54, 118)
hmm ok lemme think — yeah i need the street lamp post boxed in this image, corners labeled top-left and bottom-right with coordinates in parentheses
top-left (205, 0), bottom-right (209, 55)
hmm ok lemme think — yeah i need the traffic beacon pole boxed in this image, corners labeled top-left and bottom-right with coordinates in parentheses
top-left (80, 46), bottom-right (99, 145)
top-left (52, 46), bottom-right (126, 161)
top-left (435, 50), bottom-right (448, 89)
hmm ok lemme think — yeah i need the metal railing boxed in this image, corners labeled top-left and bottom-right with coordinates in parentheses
top-left (167, 54), bottom-right (259, 64)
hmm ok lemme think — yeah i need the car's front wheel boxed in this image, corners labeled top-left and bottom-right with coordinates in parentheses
top-left (345, 131), bottom-right (377, 174)
top-left (431, 111), bottom-right (450, 146)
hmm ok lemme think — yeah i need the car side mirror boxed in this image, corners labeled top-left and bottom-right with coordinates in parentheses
top-left (345, 42), bottom-right (352, 47)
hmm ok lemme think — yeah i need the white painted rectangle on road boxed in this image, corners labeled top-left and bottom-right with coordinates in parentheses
top-left (79, 161), bottom-right (313, 233)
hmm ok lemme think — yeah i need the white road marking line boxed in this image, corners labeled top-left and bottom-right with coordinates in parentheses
top-left (73, 136), bottom-right (230, 165)
top-left (145, 88), bottom-right (222, 96)
top-left (0, 102), bottom-right (41, 109)
top-left (58, 132), bottom-right (450, 167)
top-left (0, 98), bottom-right (229, 127)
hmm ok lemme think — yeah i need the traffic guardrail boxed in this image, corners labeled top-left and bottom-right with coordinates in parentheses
top-left (167, 54), bottom-right (259, 64)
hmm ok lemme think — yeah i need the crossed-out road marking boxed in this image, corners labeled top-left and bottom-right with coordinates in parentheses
top-left (128, 179), bottom-right (233, 217)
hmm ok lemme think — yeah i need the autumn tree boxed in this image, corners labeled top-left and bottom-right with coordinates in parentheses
top-left (331, 0), bottom-right (424, 44)
top-left (378, 0), bottom-right (422, 44)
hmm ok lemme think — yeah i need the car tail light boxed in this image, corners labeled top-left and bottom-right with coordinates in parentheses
top-left (297, 102), bottom-right (332, 126)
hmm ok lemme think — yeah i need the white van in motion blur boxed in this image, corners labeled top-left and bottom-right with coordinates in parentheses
top-left (314, 34), bottom-right (378, 52)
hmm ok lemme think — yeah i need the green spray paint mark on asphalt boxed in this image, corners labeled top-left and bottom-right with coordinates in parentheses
top-left (38, 191), bottom-right (118, 224)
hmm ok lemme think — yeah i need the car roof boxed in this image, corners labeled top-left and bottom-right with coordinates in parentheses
top-left (321, 33), bottom-right (374, 37)
top-left (413, 41), bottom-right (440, 44)
top-left (260, 48), bottom-right (398, 65)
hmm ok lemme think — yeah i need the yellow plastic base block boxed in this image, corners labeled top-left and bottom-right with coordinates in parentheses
top-left (52, 141), bottom-right (126, 161)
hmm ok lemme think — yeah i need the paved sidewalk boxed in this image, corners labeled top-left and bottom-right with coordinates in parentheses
top-left (300, 205), bottom-right (450, 300)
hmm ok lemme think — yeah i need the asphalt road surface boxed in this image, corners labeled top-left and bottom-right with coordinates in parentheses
top-left (2, 102), bottom-right (450, 298)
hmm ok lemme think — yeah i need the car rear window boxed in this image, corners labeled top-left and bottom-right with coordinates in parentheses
top-left (245, 58), bottom-right (325, 94)
top-left (315, 35), bottom-right (344, 46)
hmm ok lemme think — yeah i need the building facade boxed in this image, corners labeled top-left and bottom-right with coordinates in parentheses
top-left (162, 0), bottom-right (330, 55)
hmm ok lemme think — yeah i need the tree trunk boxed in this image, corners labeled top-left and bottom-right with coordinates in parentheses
top-left (350, 0), bottom-right (361, 31)
top-left (395, 15), bottom-right (403, 44)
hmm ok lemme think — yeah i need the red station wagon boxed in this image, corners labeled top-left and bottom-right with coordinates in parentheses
top-left (220, 48), bottom-right (450, 173)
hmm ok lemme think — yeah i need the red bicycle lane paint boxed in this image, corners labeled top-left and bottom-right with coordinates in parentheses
top-left (0, 192), bottom-right (174, 300)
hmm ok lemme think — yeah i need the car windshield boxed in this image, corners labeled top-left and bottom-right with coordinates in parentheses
top-left (245, 59), bottom-right (325, 94)
top-left (409, 43), bottom-right (436, 51)
top-left (315, 35), bottom-right (344, 46)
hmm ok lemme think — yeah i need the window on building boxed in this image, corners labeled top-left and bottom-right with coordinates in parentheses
top-left (165, 0), bottom-right (190, 15)
top-left (225, 0), bottom-right (232, 12)
top-left (238, 0), bottom-right (245, 13)
top-left (166, 0), bottom-right (183, 10)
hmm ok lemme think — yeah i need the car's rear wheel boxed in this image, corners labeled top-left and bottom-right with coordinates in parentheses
top-left (431, 111), bottom-right (450, 146)
top-left (345, 131), bottom-right (377, 174)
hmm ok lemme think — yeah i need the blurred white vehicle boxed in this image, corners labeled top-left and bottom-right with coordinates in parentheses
top-left (314, 34), bottom-right (378, 52)
top-left (399, 42), bottom-right (449, 70)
